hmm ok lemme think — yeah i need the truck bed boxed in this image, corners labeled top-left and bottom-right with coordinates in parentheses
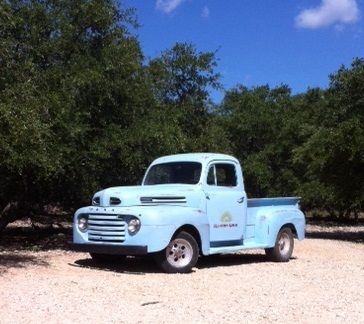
top-left (247, 197), bottom-right (300, 208)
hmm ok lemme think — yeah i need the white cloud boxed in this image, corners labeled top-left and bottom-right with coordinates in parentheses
top-left (295, 0), bottom-right (360, 29)
top-left (201, 5), bottom-right (210, 18)
top-left (156, 0), bottom-right (185, 14)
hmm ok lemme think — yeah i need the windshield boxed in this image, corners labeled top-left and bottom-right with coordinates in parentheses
top-left (144, 162), bottom-right (202, 185)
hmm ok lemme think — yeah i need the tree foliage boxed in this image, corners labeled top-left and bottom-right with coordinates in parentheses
top-left (148, 42), bottom-right (224, 147)
top-left (292, 59), bottom-right (364, 217)
top-left (0, 0), bottom-right (363, 230)
top-left (219, 59), bottom-right (364, 218)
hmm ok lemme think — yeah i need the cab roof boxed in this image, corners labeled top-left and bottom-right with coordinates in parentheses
top-left (151, 153), bottom-right (239, 165)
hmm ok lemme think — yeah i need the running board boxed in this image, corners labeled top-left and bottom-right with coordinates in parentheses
top-left (209, 243), bottom-right (269, 255)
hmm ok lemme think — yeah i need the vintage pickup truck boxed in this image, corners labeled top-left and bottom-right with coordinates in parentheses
top-left (71, 153), bottom-right (305, 273)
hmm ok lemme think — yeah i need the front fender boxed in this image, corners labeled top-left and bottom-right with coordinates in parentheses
top-left (138, 205), bottom-right (210, 253)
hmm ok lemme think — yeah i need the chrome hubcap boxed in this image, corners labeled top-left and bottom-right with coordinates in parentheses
top-left (278, 232), bottom-right (290, 254)
top-left (166, 238), bottom-right (193, 268)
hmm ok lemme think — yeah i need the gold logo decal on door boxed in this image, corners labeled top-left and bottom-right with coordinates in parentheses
top-left (221, 212), bottom-right (232, 223)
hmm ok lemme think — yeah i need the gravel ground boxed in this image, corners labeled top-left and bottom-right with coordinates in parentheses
top-left (0, 225), bottom-right (363, 323)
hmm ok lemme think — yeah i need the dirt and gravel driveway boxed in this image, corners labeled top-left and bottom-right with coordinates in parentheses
top-left (0, 224), bottom-right (363, 323)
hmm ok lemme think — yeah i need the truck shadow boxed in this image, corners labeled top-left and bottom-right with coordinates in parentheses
top-left (198, 253), bottom-right (269, 269)
top-left (71, 253), bottom-right (274, 274)
top-left (71, 256), bottom-right (161, 275)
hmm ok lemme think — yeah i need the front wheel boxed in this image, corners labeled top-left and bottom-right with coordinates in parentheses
top-left (154, 231), bottom-right (199, 273)
top-left (265, 227), bottom-right (294, 262)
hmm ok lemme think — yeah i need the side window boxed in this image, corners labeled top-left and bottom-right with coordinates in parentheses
top-left (215, 164), bottom-right (237, 187)
top-left (206, 163), bottom-right (237, 187)
top-left (207, 166), bottom-right (215, 185)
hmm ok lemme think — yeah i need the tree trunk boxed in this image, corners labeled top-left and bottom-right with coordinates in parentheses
top-left (0, 202), bottom-right (24, 232)
top-left (344, 209), bottom-right (351, 219)
top-left (354, 210), bottom-right (359, 222)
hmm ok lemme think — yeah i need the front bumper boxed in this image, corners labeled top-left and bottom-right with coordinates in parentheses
top-left (70, 243), bottom-right (148, 255)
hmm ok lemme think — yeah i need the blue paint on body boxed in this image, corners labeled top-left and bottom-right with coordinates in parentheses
top-left (73, 153), bottom-right (305, 256)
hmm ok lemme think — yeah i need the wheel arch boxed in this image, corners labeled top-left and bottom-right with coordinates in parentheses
top-left (279, 223), bottom-right (298, 238)
top-left (174, 225), bottom-right (202, 254)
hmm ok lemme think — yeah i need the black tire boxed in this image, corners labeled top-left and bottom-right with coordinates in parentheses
top-left (154, 231), bottom-right (199, 273)
top-left (265, 227), bottom-right (294, 262)
top-left (90, 253), bottom-right (126, 264)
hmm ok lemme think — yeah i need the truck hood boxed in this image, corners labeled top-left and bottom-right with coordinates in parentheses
top-left (92, 185), bottom-right (202, 208)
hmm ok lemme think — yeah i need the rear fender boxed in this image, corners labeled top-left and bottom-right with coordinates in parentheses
top-left (255, 208), bottom-right (305, 247)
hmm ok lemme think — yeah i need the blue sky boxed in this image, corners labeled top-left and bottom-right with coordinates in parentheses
top-left (122, 0), bottom-right (364, 102)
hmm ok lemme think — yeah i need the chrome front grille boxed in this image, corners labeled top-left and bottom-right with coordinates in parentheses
top-left (87, 214), bottom-right (126, 243)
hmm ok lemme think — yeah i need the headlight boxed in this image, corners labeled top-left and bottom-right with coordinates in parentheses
top-left (92, 196), bottom-right (100, 206)
top-left (128, 217), bottom-right (141, 235)
top-left (78, 216), bottom-right (88, 232)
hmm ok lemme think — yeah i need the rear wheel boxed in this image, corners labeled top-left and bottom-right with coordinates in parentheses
top-left (90, 253), bottom-right (126, 264)
top-left (154, 231), bottom-right (199, 273)
top-left (265, 227), bottom-right (294, 262)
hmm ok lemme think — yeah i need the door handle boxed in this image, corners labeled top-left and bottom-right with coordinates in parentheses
top-left (237, 197), bottom-right (245, 204)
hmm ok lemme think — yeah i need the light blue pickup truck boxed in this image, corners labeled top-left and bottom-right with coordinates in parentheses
top-left (71, 153), bottom-right (305, 273)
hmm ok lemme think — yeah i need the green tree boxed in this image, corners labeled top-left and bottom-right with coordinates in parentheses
top-left (148, 42), bottom-right (220, 105)
top-left (220, 85), bottom-right (298, 197)
top-left (0, 0), bottom-right (150, 230)
top-left (293, 59), bottom-right (364, 218)
top-left (148, 42), bottom-right (225, 149)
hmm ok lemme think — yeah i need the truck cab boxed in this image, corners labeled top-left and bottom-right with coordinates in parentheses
top-left (72, 153), bottom-right (305, 273)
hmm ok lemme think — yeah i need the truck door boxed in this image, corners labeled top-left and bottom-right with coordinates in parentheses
top-left (204, 162), bottom-right (247, 247)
